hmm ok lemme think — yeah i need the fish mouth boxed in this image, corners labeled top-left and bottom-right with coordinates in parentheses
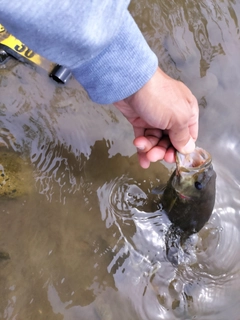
top-left (177, 191), bottom-right (191, 200)
top-left (176, 147), bottom-right (212, 173)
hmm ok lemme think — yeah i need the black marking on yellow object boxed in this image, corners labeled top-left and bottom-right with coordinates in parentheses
top-left (0, 24), bottom-right (72, 83)
top-left (0, 24), bottom-right (55, 72)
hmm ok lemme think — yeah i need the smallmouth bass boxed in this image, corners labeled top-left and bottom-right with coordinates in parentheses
top-left (161, 147), bottom-right (216, 234)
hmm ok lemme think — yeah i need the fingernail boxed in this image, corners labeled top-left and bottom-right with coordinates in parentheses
top-left (135, 145), bottom-right (145, 151)
top-left (181, 138), bottom-right (195, 154)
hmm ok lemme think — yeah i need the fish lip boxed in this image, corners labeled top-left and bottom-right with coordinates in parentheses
top-left (176, 147), bottom-right (212, 173)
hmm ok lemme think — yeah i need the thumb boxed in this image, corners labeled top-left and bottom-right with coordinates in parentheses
top-left (169, 130), bottom-right (196, 154)
top-left (168, 104), bottom-right (198, 154)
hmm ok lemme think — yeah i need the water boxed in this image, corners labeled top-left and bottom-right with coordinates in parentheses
top-left (0, 0), bottom-right (240, 319)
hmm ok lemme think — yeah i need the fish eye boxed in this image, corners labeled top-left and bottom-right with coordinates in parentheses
top-left (195, 181), bottom-right (203, 190)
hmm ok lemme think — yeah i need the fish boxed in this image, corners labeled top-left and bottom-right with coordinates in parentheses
top-left (161, 147), bottom-right (216, 235)
top-left (155, 147), bottom-right (216, 265)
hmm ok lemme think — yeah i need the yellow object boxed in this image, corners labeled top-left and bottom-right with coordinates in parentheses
top-left (0, 24), bottom-right (54, 71)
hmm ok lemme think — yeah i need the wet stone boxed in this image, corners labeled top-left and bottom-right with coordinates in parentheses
top-left (0, 148), bottom-right (33, 199)
top-left (0, 251), bottom-right (10, 261)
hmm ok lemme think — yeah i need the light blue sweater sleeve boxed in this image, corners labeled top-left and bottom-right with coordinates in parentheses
top-left (0, 0), bottom-right (158, 104)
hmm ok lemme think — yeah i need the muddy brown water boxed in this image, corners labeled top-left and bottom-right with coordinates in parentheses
top-left (0, 1), bottom-right (240, 319)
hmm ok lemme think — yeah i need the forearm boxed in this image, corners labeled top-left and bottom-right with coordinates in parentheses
top-left (0, 0), bottom-right (158, 103)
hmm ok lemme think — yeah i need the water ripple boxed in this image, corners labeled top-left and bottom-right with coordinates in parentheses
top-left (96, 166), bottom-right (240, 320)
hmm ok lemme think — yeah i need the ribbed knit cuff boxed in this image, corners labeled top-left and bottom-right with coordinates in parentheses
top-left (72, 12), bottom-right (158, 104)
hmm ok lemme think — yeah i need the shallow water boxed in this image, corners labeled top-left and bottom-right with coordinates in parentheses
top-left (0, 0), bottom-right (240, 319)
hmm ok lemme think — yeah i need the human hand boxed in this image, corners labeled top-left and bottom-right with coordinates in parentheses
top-left (114, 67), bottom-right (199, 168)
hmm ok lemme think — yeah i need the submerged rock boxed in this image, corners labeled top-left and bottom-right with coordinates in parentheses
top-left (0, 147), bottom-right (33, 199)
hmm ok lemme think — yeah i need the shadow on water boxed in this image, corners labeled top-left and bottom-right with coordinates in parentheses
top-left (1, 0), bottom-right (240, 319)
top-left (0, 135), bottom-right (169, 319)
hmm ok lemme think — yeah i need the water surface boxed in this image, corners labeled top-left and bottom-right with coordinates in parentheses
top-left (1, 1), bottom-right (240, 319)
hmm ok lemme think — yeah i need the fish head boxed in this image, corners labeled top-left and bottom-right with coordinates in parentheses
top-left (171, 147), bottom-right (215, 201)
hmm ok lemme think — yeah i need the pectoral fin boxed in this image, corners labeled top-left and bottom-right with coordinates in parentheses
top-left (151, 185), bottom-right (166, 195)
top-left (166, 196), bottom-right (178, 213)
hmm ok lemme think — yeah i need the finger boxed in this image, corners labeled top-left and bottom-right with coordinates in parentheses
top-left (138, 152), bottom-right (150, 169)
top-left (169, 129), bottom-right (196, 154)
top-left (145, 128), bottom-right (162, 138)
top-left (146, 136), bottom-right (172, 162)
top-left (134, 136), bottom-right (159, 152)
top-left (133, 129), bottom-right (163, 152)
top-left (187, 94), bottom-right (199, 142)
top-left (163, 146), bottom-right (176, 163)
top-left (188, 109), bottom-right (199, 142)
top-left (133, 127), bottom-right (156, 168)
top-left (189, 120), bottom-right (198, 143)
top-left (169, 99), bottom-right (199, 154)
top-left (133, 127), bottom-right (145, 139)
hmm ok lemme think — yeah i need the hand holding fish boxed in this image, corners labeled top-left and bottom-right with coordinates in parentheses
top-left (114, 67), bottom-right (199, 168)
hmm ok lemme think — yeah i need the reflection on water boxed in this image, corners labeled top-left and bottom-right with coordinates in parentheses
top-left (1, 0), bottom-right (240, 319)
